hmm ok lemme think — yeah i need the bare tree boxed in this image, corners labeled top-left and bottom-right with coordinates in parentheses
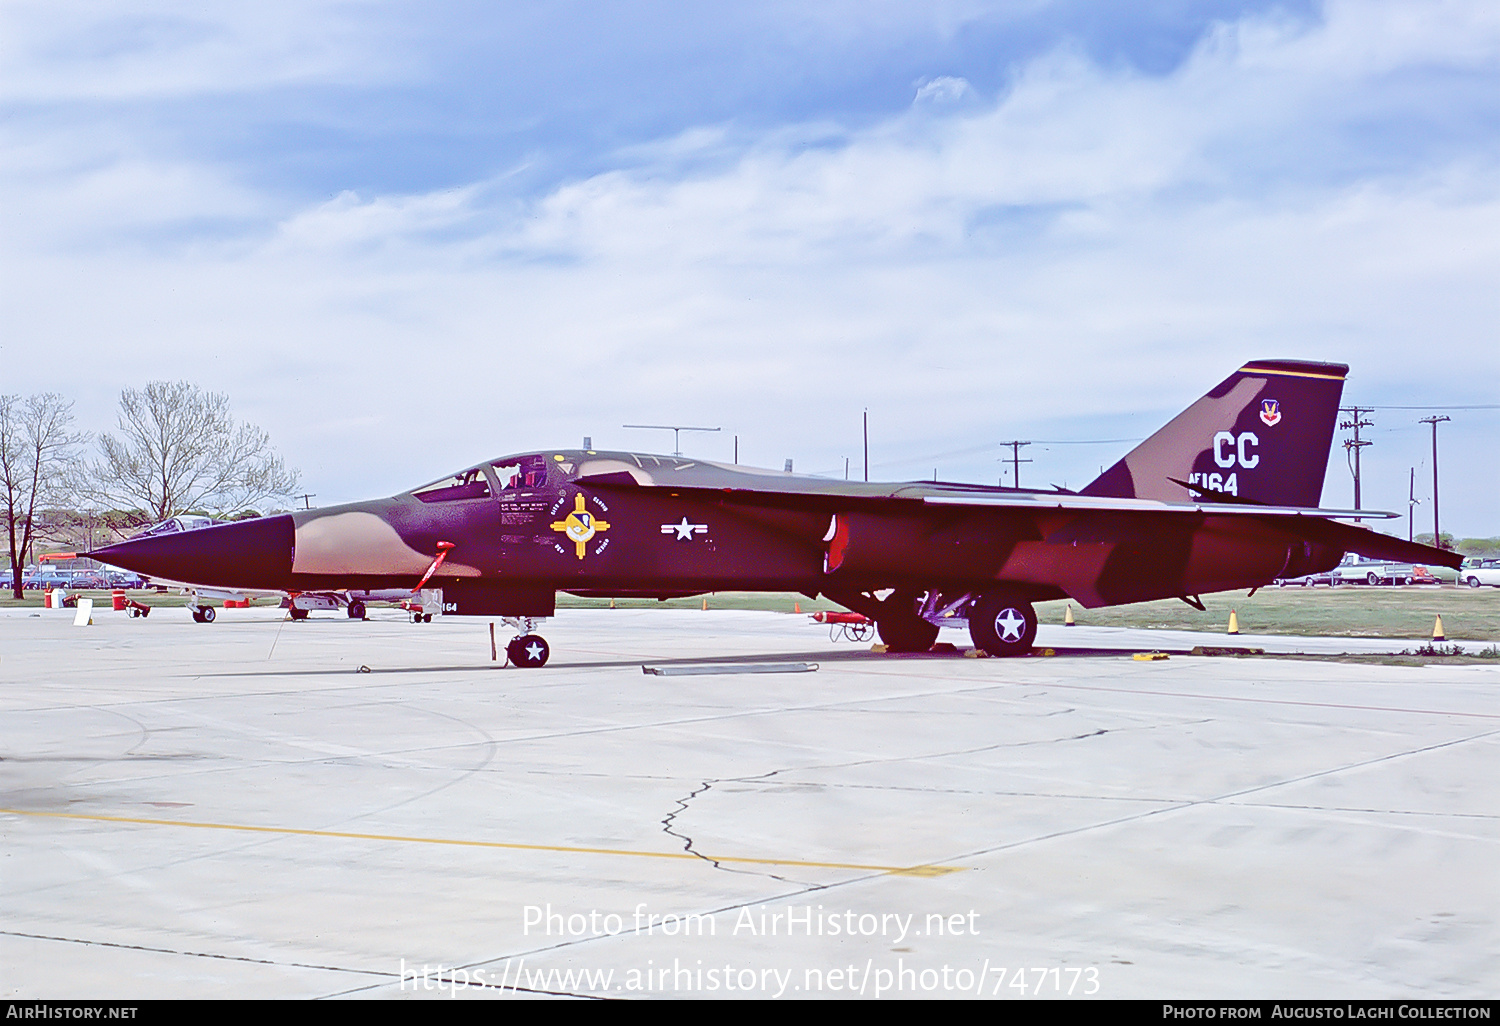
top-left (1, 394), bottom-right (88, 598)
top-left (93, 382), bottom-right (299, 525)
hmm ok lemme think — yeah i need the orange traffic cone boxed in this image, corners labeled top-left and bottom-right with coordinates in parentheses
top-left (1432, 615), bottom-right (1446, 642)
top-left (794, 601), bottom-right (801, 614)
top-left (1227, 609), bottom-right (1240, 635)
top-left (702, 597), bottom-right (708, 611)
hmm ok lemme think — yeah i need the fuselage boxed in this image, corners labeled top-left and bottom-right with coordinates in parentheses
top-left (91, 448), bottom-right (1347, 617)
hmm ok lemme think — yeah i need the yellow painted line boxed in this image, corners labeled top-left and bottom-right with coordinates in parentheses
top-left (0, 807), bottom-right (961, 877)
top-left (1240, 366), bottom-right (1347, 380)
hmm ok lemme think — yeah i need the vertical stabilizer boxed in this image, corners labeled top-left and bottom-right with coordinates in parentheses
top-left (1081, 360), bottom-right (1347, 507)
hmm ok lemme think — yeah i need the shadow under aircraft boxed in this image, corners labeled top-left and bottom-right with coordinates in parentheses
top-left (90, 360), bottom-right (1460, 667)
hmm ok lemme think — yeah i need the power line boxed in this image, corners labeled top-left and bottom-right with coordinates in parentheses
top-left (1353, 404), bottom-right (1500, 410)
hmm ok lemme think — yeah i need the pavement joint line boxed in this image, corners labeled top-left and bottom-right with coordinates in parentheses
top-left (0, 807), bottom-right (962, 876)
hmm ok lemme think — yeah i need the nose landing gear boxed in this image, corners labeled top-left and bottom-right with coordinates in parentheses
top-left (500, 617), bottom-right (550, 668)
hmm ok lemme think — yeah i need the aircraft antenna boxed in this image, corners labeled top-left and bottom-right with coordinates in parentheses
top-left (622, 424), bottom-right (721, 457)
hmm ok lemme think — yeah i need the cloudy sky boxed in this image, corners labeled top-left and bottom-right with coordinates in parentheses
top-left (3, 0), bottom-right (1497, 535)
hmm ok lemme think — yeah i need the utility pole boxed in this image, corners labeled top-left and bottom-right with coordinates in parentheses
top-left (863, 409), bottom-right (868, 483)
top-left (1407, 467), bottom-right (1418, 543)
top-left (996, 441), bottom-right (1032, 489)
top-left (1419, 415), bottom-right (1450, 555)
top-left (1339, 406), bottom-right (1373, 521)
top-left (998, 441), bottom-right (1032, 488)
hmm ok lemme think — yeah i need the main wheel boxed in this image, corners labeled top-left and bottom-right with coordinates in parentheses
top-left (968, 592), bottom-right (1038, 657)
top-left (875, 592), bottom-right (940, 652)
top-left (348, 600), bottom-right (366, 620)
top-left (191, 608), bottom-right (205, 623)
top-left (507, 634), bottom-right (550, 668)
top-left (289, 606), bottom-right (308, 620)
top-left (201, 606), bottom-right (216, 623)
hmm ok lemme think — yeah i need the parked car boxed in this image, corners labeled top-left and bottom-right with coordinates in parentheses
top-left (1275, 570), bottom-right (1337, 586)
top-left (1331, 556), bottom-right (1417, 586)
top-left (1462, 558), bottom-right (1500, 588)
top-left (22, 569), bottom-right (73, 590)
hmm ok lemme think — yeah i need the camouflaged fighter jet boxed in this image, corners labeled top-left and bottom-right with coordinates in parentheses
top-left (88, 360), bottom-right (1461, 666)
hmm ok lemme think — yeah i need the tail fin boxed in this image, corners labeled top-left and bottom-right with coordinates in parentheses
top-left (1081, 359), bottom-right (1347, 507)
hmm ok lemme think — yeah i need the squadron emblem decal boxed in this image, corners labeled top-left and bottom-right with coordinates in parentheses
top-left (1259, 399), bottom-right (1282, 427)
top-left (550, 493), bottom-right (612, 559)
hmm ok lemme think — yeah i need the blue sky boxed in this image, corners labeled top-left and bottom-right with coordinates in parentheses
top-left (3, 0), bottom-right (1497, 535)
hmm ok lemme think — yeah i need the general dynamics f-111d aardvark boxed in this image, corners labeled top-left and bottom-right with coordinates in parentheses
top-left (89, 360), bottom-right (1461, 667)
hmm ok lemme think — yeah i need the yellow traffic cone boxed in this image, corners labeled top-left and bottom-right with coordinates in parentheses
top-left (1227, 609), bottom-right (1240, 635)
top-left (1064, 604), bottom-right (1075, 626)
top-left (609, 598), bottom-right (615, 609)
top-left (1432, 615), bottom-right (1446, 642)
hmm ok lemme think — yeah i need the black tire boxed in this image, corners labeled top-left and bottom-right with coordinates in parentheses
top-left (191, 608), bottom-right (205, 623)
top-left (968, 591), bottom-right (1038, 657)
top-left (201, 606), bottom-right (216, 623)
top-left (1367, 572), bottom-right (1380, 586)
top-left (508, 634), bottom-right (550, 668)
top-left (1469, 577), bottom-right (1481, 589)
top-left (876, 592), bottom-right (939, 652)
top-left (348, 600), bottom-right (366, 620)
top-left (289, 606), bottom-right (308, 620)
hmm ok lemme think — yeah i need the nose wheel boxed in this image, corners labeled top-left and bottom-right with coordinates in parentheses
top-left (506, 634), bottom-right (550, 668)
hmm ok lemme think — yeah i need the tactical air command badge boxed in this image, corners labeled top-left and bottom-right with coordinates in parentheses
top-left (1259, 399), bottom-right (1282, 427)
top-left (550, 493), bottom-right (612, 559)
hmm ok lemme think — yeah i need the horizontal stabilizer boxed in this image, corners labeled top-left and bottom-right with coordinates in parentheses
top-left (1300, 521), bottom-right (1463, 569)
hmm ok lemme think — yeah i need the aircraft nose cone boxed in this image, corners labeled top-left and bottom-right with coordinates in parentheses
top-left (88, 515), bottom-right (295, 590)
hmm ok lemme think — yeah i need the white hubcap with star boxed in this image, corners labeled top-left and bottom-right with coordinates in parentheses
top-left (994, 608), bottom-right (1027, 643)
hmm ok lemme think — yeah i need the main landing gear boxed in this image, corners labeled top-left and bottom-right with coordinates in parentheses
top-left (967, 591), bottom-right (1038, 657)
top-left (875, 590), bottom-right (940, 653)
top-left (830, 587), bottom-right (1040, 658)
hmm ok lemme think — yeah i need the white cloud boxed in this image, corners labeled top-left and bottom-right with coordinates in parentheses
top-left (0, 0), bottom-right (400, 101)
top-left (2, 1), bottom-right (1498, 526)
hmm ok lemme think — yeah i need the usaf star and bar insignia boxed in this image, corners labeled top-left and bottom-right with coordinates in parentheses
top-left (660, 517), bottom-right (708, 541)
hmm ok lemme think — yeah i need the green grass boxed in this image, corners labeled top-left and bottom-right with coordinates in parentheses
top-left (1035, 586), bottom-right (1500, 641)
top-left (6, 584), bottom-right (1495, 641)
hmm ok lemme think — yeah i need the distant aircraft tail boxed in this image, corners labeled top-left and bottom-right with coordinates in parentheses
top-left (1081, 359), bottom-right (1347, 508)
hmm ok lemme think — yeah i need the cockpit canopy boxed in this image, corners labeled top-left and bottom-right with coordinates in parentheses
top-left (411, 454), bottom-right (557, 503)
top-left (132, 515), bottom-right (218, 538)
